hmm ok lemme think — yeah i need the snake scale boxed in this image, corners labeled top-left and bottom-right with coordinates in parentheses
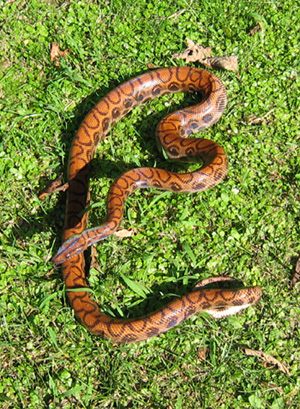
top-left (51, 67), bottom-right (262, 343)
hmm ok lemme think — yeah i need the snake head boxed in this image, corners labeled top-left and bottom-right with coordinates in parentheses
top-left (52, 234), bottom-right (88, 265)
top-left (203, 286), bottom-right (263, 319)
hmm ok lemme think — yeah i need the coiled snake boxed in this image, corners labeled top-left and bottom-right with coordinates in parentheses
top-left (50, 67), bottom-right (262, 343)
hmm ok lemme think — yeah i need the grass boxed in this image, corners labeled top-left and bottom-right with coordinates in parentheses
top-left (1, 0), bottom-right (300, 407)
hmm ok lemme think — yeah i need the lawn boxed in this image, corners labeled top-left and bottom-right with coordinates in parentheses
top-left (0, 0), bottom-right (299, 408)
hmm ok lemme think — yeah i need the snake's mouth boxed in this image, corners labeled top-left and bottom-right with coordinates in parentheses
top-left (203, 286), bottom-right (263, 319)
top-left (205, 303), bottom-right (254, 319)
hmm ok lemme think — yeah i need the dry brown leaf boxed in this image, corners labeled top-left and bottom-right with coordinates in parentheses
top-left (290, 257), bottom-right (300, 287)
top-left (146, 62), bottom-right (159, 69)
top-left (90, 246), bottom-right (101, 271)
top-left (244, 114), bottom-right (264, 125)
top-left (114, 228), bottom-right (134, 238)
top-left (50, 42), bottom-right (70, 66)
top-left (50, 42), bottom-right (60, 62)
top-left (243, 348), bottom-right (291, 376)
top-left (172, 38), bottom-right (211, 63)
top-left (244, 109), bottom-right (274, 126)
top-left (38, 174), bottom-right (68, 199)
top-left (248, 23), bottom-right (263, 36)
top-left (168, 9), bottom-right (186, 19)
top-left (287, 385), bottom-right (300, 404)
top-left (198, 346), bottom-right (210, 362)
top-left (202, 56), bottom-right (238, 72)
top-left (172, 39), bottom-right (238, 72)
top-left (261, 382), bottom-right (284, 394)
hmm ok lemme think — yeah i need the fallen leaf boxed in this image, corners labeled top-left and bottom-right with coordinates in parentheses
top-left (168, 9), bottom-right (186, 19)
top-left (172, 38), bottom-right (211, 63)
top-left (146, 63), bottom-right (159, 69)
top-left (244, 109), bottom-right (274, 126)
top-left (290, 257), bottom-right (300, 288)
top-left (248, 23), bottom-right (263, 36)
top-left (198, 346), bottom-right (210, 362)
top-left (50, 42), bottom-right (70, 66)
top-left (38, 174), bottom-right (68, 199)
top-left (50, 42), bottom-right (60, 62)
top-left (172, 39), bottom-right (238, 72)
top-left (243, 348), bottom-right (291, 376)
top-left (202, 55), bottom-right (238, 72)
top-left (114, 228), bottom-right (134, 238)
top-left (261, 382), bottom-right (284, 394)
top-left (287, 385), bottom-right (300, 404)
top-left (90, 246), bottom-right (101, 271)
top-left (244, 114), bottom-right (264, 125)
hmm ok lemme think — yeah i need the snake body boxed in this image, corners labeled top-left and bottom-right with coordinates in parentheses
top-left (52, 67), bottom-right (262, 343)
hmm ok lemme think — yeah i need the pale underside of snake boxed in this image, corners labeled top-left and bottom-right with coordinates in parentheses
top-left (50, 67), bottom-right (262, 343)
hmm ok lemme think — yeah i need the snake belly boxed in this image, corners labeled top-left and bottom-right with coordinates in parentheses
top-left (52, 67), bottom-right (262, 343)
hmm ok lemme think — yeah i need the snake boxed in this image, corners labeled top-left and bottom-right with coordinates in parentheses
top-left (50, 67), bottom-right (262, 343)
